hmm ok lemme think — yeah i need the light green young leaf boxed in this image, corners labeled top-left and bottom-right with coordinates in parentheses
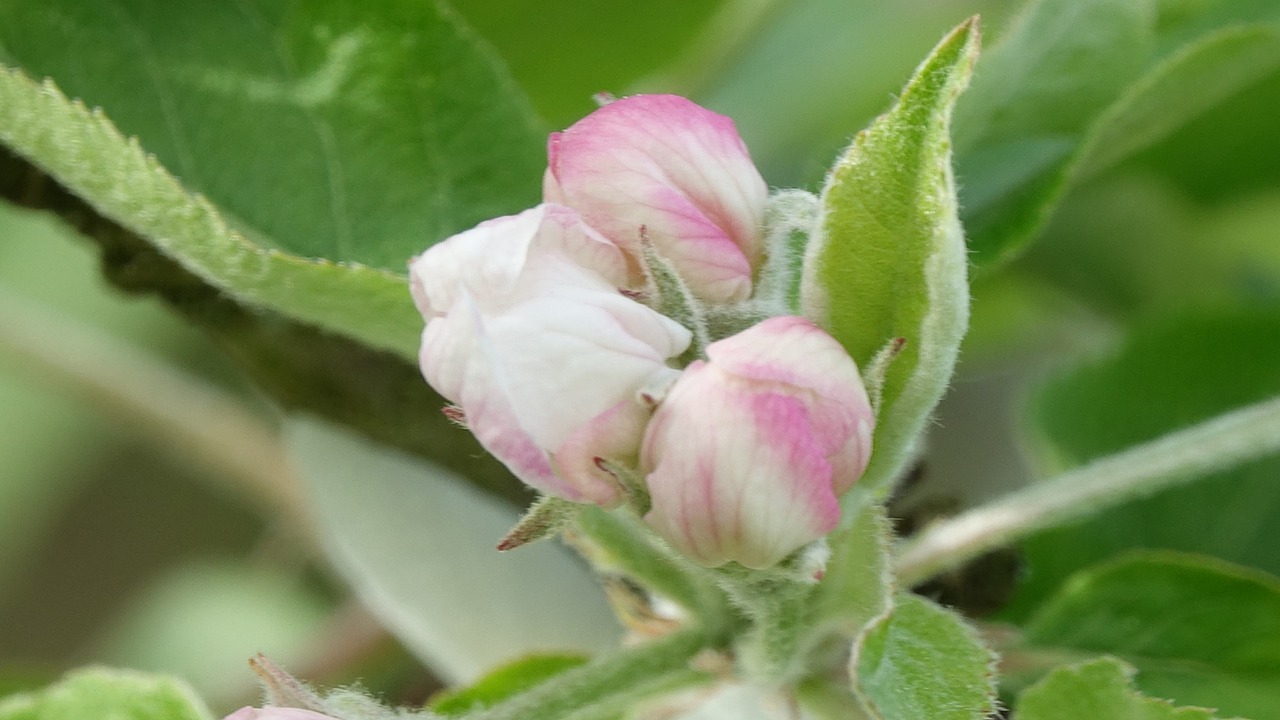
top-left (0, 0), bottom-right (546, 271)
top-left (0, 68), bottom-right (420, 358)
top-left (1015, 657), bottom-right (1223, 720)
top-left (0, 668), bottom-right (212, 720)
top-left (800, 18), bottom-right (979, 499)
top-left (1016, 552), bottom-right (1280, 719)
top-left (852, 593), bottom-right (998, 720)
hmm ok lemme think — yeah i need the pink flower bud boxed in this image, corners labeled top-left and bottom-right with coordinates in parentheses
top-left (223, 708), bottom-right (337, 720)
top-left (640, 317), bottom-right (874, 569)
top-left (544, 94), bottom-right (769, 304)
top-left (411, 204), bottom-right (692, 506)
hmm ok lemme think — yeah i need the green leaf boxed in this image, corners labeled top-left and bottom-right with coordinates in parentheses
top-left (451, 0), bottom-right (728, 127)
top-left (956, 0), bottom-right (1280, 269)
top-left (0, 67), bottom-right (419, 358)
top-left (1079, 24), bottom-right (1280, 175)
top-left (1017, 552), bottom-right (1280, 718)
top-left (852, 593), bottom-right (997, 720)
top-left (1014, 657), bottom-right (1222, 720)
top-left (0, 668), bottom-right (212, 720)
top-left (955, 0), bottom-right (1155, 267)
top-left (286, 416), bottom-right (620, 683)
top-left (800, 18), bottom-right (978, 498)
top-left (1008, 310), bottom-right (1280, 618)
top-left (430, 653), bottom-right (589, 716)
top-left (0, 0), bottom-right (545, 271)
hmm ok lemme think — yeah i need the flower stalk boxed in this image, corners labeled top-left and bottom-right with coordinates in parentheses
top-left (895, 394), bottom-right (1280, 586)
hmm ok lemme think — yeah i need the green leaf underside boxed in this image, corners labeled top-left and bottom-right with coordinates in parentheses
top-left (956, 0), bottom-right (1280, 269)
top-left (1018, 552), bottom-right (1280, 718)
top-left (854, 593), bottom-right (997, 720)
top-left (0, 668), bottom-right (212, 720)
top-left (1015, 657), bottom-right (1221, 720)
top-left (1010, 310), bottom-right (1280, 617)
top-left (0, 0), bottom-right (545, 271)
top-left (0, 67), bottom-right (419, 358)
top-left (430, 653), bottom-right (589, 716)
top-left (802, 19), bottom-right (977, 498)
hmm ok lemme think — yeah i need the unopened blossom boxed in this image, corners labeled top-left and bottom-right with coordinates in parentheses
top-left (641, 316), bottom-right (874, 569)
top-left (223, 708), bottom-right (337, 720)
top-left (411, 203), bottom-right (692, 506)
top-left (544, 94), bottom-right (770, 304)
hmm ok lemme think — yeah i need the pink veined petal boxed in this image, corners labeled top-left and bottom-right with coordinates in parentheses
top-left (545, 94), bottom-right (768, 303)
top-left (552, 397), bottom-right (659, 508)
top-left (706, 316), bottom-right (870, 412)
top-left (409, 205), bottom-right (633, 317)
top-left (423, 291), bottom-right (603, 503)
top-left (643, 365), bottom-right (841, 569)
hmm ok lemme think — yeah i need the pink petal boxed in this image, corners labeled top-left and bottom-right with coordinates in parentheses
top-left (642, 364), bottom-right (841, 569)
top-left (553, 397), bottom-right (660, 508)
top-left (545, 95), bottom-right (768, 303)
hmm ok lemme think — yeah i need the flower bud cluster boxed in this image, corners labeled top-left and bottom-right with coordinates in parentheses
top-left (410, 95), bottom-right (874, 569)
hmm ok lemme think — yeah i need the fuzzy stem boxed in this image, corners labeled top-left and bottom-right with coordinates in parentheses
top-left (895, 395), bottom-right (1280, 586)
top-left (466, 627), bottom-right (715, 720)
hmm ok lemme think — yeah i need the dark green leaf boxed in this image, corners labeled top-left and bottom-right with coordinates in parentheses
top-left (0, 0), bottom-right (545, 271)
top-left (799, 18), bottom-right (978, 497)
top-left (1018, 552), bottom-right (1280, 718)
top-left (451, 0), bottom-right (727, 127)
top-left (0, 67), bottom-right (419, 358)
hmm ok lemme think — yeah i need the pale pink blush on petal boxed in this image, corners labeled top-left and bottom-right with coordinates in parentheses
top-left (437, 293), bottom-right (600, 502)
top-left (546, 95), bottom-right (768, 301)
top-left (552, 398), bottom-right (654, 508)
top-left (643, 369), bottom-right (840, 568)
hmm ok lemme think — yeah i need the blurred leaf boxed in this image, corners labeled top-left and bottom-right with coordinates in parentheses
top-left (800, 19), bottom-right (977, 496)
top-left (0, 205), bottom-right (203, 593)
top-left (1009, 310), bottom-right (1280, 617)
top-left (287, 416), bottom-right (620, 684)
top-left (93, 561), bottom-right (330, 702)
top-left (853, 593), bottom-right (997, 720)
top-left (696, 0), bottom-right (1012, 188)
top-left (0, 668), bottom-right (211, 720)
top-left (451, 0), bottom-right (726, 127)
top-left (429, 653), bottom-right (588, 716)
top-left (0, 0), bottom-right (544, 271)
top-left (957, 0), bottom-right (1280, 269)
top-left (0, 68), bottom-right (420, 358)
top-left (1017, 552), bottom-right (1280, 718)
top-left (1079, 24), bottom-right (1280, 175)
top-left (1027, 175), bottom-right (1280, 319)
top-left (955, 0), bottom-right (1156, 267)
top-left (1135, 65), bottom-right (1280, 202)
top-left (1014, 657), bottom-right (1220, 720)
